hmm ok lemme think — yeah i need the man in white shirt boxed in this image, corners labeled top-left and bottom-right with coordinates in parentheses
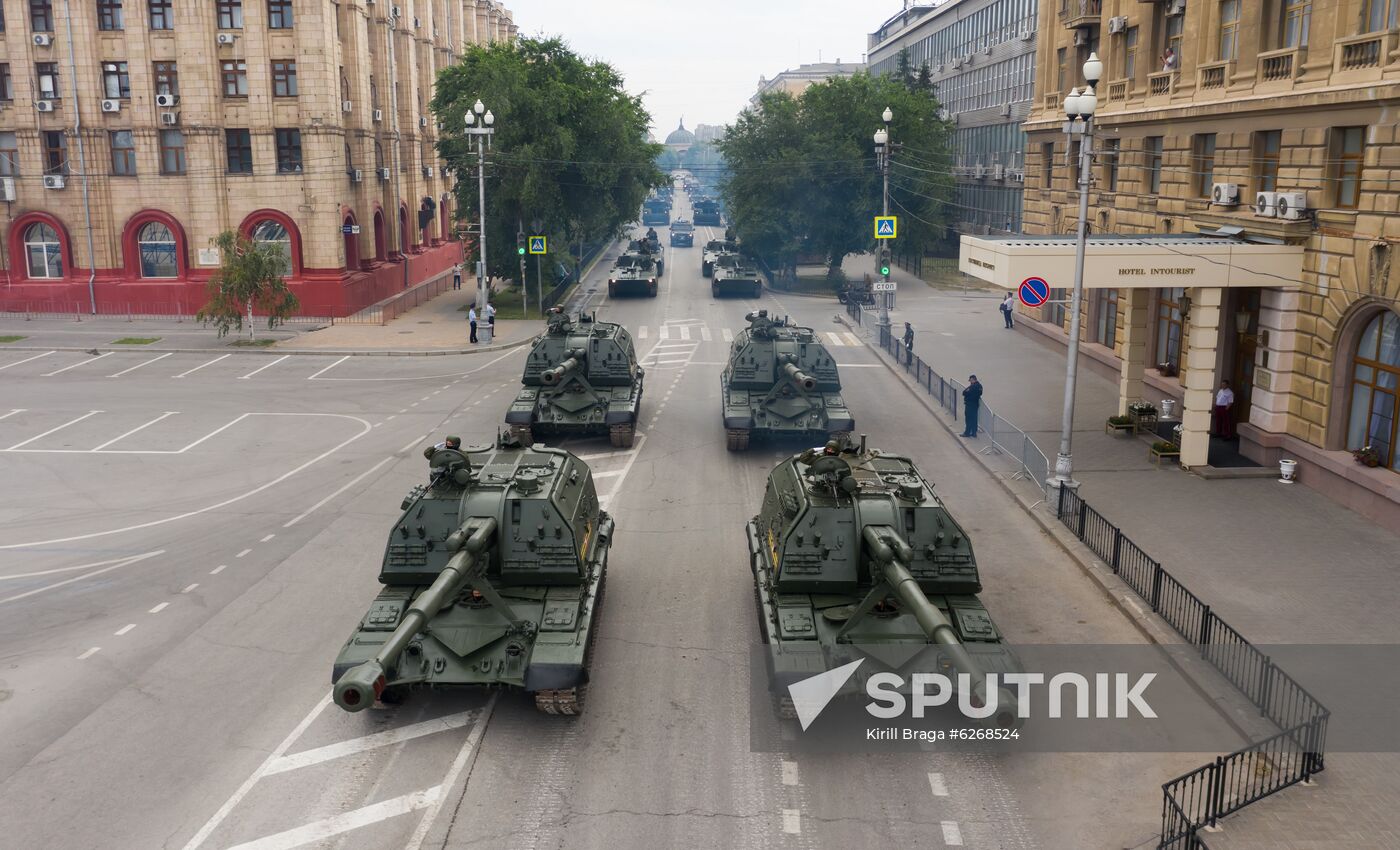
top-left (468, 306), bottom-right (479, 344)
top-left (1212, 379), bottom-right (1235, 439)
top-left (485, 302), bottom-right (496, 328)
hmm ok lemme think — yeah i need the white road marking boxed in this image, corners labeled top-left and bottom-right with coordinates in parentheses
top-left (237, 355), bottom-right (290, 380)
top-left (386, 414), bottom-right (396, 421)
top-left (210, 565), bottom-right (227, 575)
top-left (265, 709), bottom-right (481, 776)
top-left (410, 402), bottom-right (420, 407)
top-left (782, 809), bottom-right (801, 834)
top-left (842, 332), bottom-right (862, 346)
top-left (781, 761), bottom-right (799, 786)
top-left (398, 435), bottom-right (427, 454)
top-left (700, 327), bottom-right (712, 341)
top-left (928, 772), bottom-right (949, 797)
top-left (0, 351), bottom-right (55, 371)
top-left (591, 469), bottom-right (623, 479)
top-left (77, 647), bottom-right (101, 660)
top-left (649, 342), bottom-right (694, 350)
top-left (403, 696), bottom-right (496, 850)
top-left (114, 623), bottom-right (136, 636)
top-left (176, 413), bottom-right (257, 453)
top-left (172, 354), bottom-right (231, 378)
top-left (0, 551), bottom-right (163, 605)
top-left (305, 355), bottom-right (350, 380)
top-left (91, 411), bottom-right (179, 451)
top-left (42, 352), bottom-right (112, 376)
top-left (658, 325), bottom-right (671, 340)
top-left (283, 455), bottom-right (394, 528)
top-left (235, 548), bottom-right (251, 558)
top-left (598, 433), bottom-right (647, 509)
top-left (0, 408), bottom-right (25, 421)
top-left (181, 583), bottom-right (199, 593)
top-left (825, 332), bottom-right (846, 347)
top-left (108, 352), bottom-right (174, 377)
top-left (721, 328), bottom-right (733, 342)
top-left (637, 325), bottom-right (648, 339)
top-left (149, 602), bottom-right (169, 614)
top-left (941, 821), bottom-right (964, 845)
top-left (313, 345), bottom-right (524, 383)
top-left (5, 410), bottom-right (104, 450)
top-left (225, 787), bottom-right (442, 850)
top-left (679, 325), bottom-right (691, 340)
top-left (259, 534), bottom-right (275, 543)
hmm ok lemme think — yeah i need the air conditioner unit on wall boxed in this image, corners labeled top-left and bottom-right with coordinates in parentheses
top-left (351, 169), bottom-right (363, 183)
top-left (373, 109), bottom-right (383, 122)
top-left (43, 175), bottom-right (66, 189)
top-left (160, 111), bottom-right (178, 125)
top-left (1255, 191), bottom-right (1278, 217)
top-left (419, 115), bottom-right (427, 127)
top-left (1211, 182), bottom-right (1241, 206)
top-left (993, 164), bottom-right (1005, 180)
top-left (422, 166), bottom-right (433, 178)
top-left (1109, 17), bottom-right (1128, 35)
top-left (0, 177), bottom-right (15, 202)
top-left (36, 100), bottom-right (55, 112)
top-left (1019, 27), bottom-right (1034, 41)
top-left (342, 100), bottom-right (353, 113)
top-left (1073, 29), bottom-right (1091, 47)
top-left (1010, 169), bottom-right (1025, 183)
top-left (216, 33), bottom-right (236, 45)
top-left (101, 99), bottom-right (121, 113)
top-left (378, 167), bottom-right (391, 179)
top-left (1167, 0), bottom-right (1186, 15)
top-left (32, 34), bottom-right (52, 47)
top-left (1000, 102), bottom-right (1011, 117)
top-left (1276, 191), bottom-right (1308, 220)
top-left (155, 93), bottom-right (178, 108)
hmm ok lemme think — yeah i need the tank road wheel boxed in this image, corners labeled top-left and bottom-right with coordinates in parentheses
top-left (726, 428), bottom-right (750, 452)
top-left (773, 694), bottom-right (798, 721)
top-left (609, 422), bottom-right (636, 448)
top-left (702, 262), bottom-right (713, 277)
top-left (510, 424), bottom-right (534, 446)
top-left (534, 549), bottom-right (607, 717)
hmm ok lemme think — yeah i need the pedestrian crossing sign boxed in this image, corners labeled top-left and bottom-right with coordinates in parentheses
top-left (529, 236), bottom-right (547, 254)
top-left (874, 216), bottom-right (897, 239)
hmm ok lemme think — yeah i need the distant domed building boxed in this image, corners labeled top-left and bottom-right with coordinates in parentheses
top-left (664, 119), bottom-right (696, 154)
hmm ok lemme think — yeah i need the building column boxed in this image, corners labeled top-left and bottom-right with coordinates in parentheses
top-left (1117, 287), bottom-right (1150, 415)
top-left (1180, 287), bottom-right (1224, 467)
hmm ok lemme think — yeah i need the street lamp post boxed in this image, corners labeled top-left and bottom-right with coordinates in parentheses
top-left (1047, 52), bottom-right (1103, 503)
top-left (464, 100), bottom-right (495, 341)
top-left (873, 106), bottom-right (893, 336)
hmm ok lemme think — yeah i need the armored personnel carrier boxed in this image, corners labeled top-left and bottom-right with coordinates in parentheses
top-left (693, 198), bottom-right (722, 226)
top-left (669, 219), bottom-right (695, 247)
top-left (748, 435), bottom-right (1018, 726)
top-left (607, 250), bottom-right (661, 298)
top-left (701, 239), bottom-right (738, 277)
top-left (332, 434), bottom-right (614, 716)
top-left (642, 194), bottom-right (670, 226)
top-left (506, 309), bottom-right (644, 447)
top-left (711, 254), bottom-right (763, 298)
top-left (720, 309), bottom-right (854, 450)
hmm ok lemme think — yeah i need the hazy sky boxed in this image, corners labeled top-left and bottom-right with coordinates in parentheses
top-left (509, 1), bottom-right (894, 136)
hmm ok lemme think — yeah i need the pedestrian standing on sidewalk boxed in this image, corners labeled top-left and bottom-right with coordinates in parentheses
top-left (961, 375), bottom-right (983, 438)
top-left (486, 301), bottom-right (496, 329)
top-left (468, 306), bottom-right (479, 344)
top-left (452, 263), bottom-right (463, 290)
top-left (903, 322), bottom-right (914, 363)
top-left (1000, 292), bottom-right (1015, 328)
top-left (1212, 379), bottom-right (1235, 438)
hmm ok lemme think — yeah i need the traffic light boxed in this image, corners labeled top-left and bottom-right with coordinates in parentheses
top-left (879, 247), bottom-right (892, 277)
top-left (516, 231), bottom-right (526, 256)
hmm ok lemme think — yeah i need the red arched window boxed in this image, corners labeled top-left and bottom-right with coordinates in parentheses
top-left (373, 209), bottom-right (386, 260)
top-left (8, 212), bottom-right (73, 281)
top-left (343, 213), bottom-right (360, 270)
top-left (440, 194), bottom-right (451, 244)
top-left (238, 210), bottom-right (303, 278)
top-left (399, 204), bottom-right (411, 253)
top-left (120, 210), bottom-right (187, 280)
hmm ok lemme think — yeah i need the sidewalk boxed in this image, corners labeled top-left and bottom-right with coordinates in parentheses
top-left (275, 285), bottom-right (540, 353)
top-left (856, 258), bottom-right (1400, 848)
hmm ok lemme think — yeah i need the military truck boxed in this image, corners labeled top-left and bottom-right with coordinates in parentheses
top-left (505, 310), bottom-right (645, 446)
top-left (670, 219), bottom-right (695, 247)
top-left (837, 275), bottom-right (876, 305)
top-left (720, 309), bottom-right (854, 451)
top-left (701, 239), bottom-right (738, 277)
top-left (641, 195), bottom-right (670, 226)
top-left (747, 435), bottom-right (1019, 727)
top-left (693, 198), bottom-right (722, 226)
top-left (331, 433), bottom-right (614, 716)
top-left (711, 253), bottom-right (764, 298)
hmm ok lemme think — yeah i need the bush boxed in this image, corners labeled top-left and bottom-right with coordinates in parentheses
top-left (1108, 415), bottom-right (1134, 426)
top-left (1151, 441), bottom-right (1179, 453)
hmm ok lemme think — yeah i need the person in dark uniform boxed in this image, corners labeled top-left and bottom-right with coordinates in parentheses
top-left (961, 375), bottom-right (983, 438)
top-left (423, 435), bottom-right (462, 459)
top-left (902, 322), bottom-right (914, 362)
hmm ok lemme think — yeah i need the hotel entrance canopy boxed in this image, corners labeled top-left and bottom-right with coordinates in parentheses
top-left (958, 234), bottom-right (1304, 290)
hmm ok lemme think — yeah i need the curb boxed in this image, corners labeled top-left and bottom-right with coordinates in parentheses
top-left (0, 333), bottom-right (541, 358)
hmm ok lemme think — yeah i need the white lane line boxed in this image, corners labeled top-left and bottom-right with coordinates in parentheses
top-left (398, 435), bottom-right (427, 454)
top-left (410, 402), bottom-right (420, 407)
top-left (181, 583), bottom-right (199, 593)
top-left (781, 761), bottom-right (799, 786)
top-left (42, 352), bottom-right (112, 376)
top-left (77, 647), bottom-right (101, 660)
top-left (259, 534), bottom-right (275, 543)
top-left (180, 695), bottom-right (333, 850)
top-left (305, 355), bottom-right (350, 381)
top-left (0, 553), bottom-right (152, 581)
top-left (678, 325), bottom-right (691, 340)
top-left (637, 325), bottom-right (649, 339)
top-left (283, 455), bottom-right (394, 528)
top-left (237, 355), bottom-right (290, 380)
top-left (403, 695), bottom-right (496, 850)
top-left (265, 709), bottom-right (481, 776)
top-left (825, 332), bottom-right (846, 347)
top-left (782, 809), bottom-right (801, 834)
top-left (235, 548), bottom-right (251, 558)
top-left (91, 411), bottom-right (179, 451)
top-left (114, 623), bottom-right (136, 636)
top-left (177, 413), bottom-right (254, 453)
top-left (0, 409), bottom-right (25, 421)
top-left (173, 354), bottom-right (231, 378)
top-left (312, 345), bottom-right (524, 383)
top-left (0, 351), bottom-right (55, 371)
top-left (385, 414), bottom-right (396, 421)
top-left (210, 565), bottom-right (227, 575)
top-left (591, 469), bottom-right (623, 479)
top-left (108, 352), bottom-right (174, 377)
top-left (647, 342), bottom-right (694, 350)
top-left (721, 328), bottom-right (733, 342)
top-left (0, 551), bottom-right (163, 605)
top-left (941, 821), bottom-right (964, 846)
top-left (658, 325), bottom-right (671, 340)
top-left (599, 433), bottom-right (646, 510)
top-left (928, 772), bottom-right (948, 797)
top-left (226, 786), bottom-right (441, 850)
top-left (700, 327), bottom-right (712, 342)
top-left (842, 332), bottom-right (862, 347)
top-left (149, 602), bottom-right (169, 614)
top-left (6, 410), bottom-right (104, 450)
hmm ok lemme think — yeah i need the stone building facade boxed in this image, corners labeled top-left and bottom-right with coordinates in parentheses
top-left (751, 61), bottom-right (864, 107)
top-left (969, 0), bottom-right (1400, 526)
top-left (0, 0), bottom-right (514, 317)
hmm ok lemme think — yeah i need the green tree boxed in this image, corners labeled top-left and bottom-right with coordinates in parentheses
top-left (915, 63), bottom-right (934, 94)
top-left (895, 46), bottom-right (914, 89)
top-left (433, 37), bottom-right (664, 286)
top-left (196, 230), bottom-right (299, 340)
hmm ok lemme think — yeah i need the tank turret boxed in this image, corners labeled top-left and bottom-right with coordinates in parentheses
top-left (780, 360), bottom-right (817, 392)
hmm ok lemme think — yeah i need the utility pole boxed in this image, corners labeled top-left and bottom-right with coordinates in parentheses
top-left (517, 222), bottom-right (528, 318)
top-left (873, 107), bottom-right (894, 338)
top-left (464, 100), bottom-right (495, 341)
top-left (532, 218), bottom-right (544, 317)
top-left (386, 7), bottom-right (408, 290)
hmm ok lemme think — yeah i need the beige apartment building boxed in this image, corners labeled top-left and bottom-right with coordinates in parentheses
top-left (959, 0), bottom-right (1400, 527)
top-left (0, 0), bottom-right (514, 317)
top-left (750, 61), bottom-right (864, 107)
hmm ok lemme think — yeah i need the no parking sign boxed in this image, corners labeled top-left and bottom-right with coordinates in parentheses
top-left (1018, 276), bottom-right (1051, 308)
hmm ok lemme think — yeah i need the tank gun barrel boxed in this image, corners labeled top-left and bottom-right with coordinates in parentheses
top-left (541, 350), bottom-right (585, 385)
top-left (861, 526), bottom-right (1018, 728)
top-left (334, 518), bottom-right (498, 711)
top-left (781, 361), bottom-right (818, 392)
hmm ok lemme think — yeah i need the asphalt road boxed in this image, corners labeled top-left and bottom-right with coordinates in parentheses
top-left (0, 183), bottom-right (1217, 850)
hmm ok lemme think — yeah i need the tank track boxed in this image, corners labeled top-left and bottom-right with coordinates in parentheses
top-left (726, 428), bottom-right (750, 451)
top-left (609, 423), bottom-right (636, 448)
top-left (534, 557), bottom-right (606, 716)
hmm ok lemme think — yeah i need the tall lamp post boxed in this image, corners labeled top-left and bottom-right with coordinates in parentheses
top-left (873, 106), bottom-right (893, 337)
top-left (464, 100), bottom-right (495, 341)
top-left (1047, 52), bottom-right (1103, 502)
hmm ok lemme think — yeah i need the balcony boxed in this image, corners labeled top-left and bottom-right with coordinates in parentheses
top-left (1061, 0), bottom-right (1103, 30)
top-left (1106, 79), bottom-right (1132, 102)
top-left (1147, 70), bottom-right (1176, 97)
top-left (1044, 91), bottom-right (1062, 111)
top-left (1333, 30), bottom-right (1399, 77)
top-left (1257, 46), bottom-right (1305, 84)
top-left (1196, 60), bottom-right (1234, 94)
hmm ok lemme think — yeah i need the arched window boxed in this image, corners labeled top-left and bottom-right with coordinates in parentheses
top-left (375, 142), bottom-right (385, 170)
top-left (24, 223), bottom-right (63, 278)
top-left (1347, 310), bottom-right (1400, 470)
top-left (343, 214), bottom-right (359, 270)
top-left (251, 219), bottom-right (293, 277)
top-left (345, 143), bottom-right (354, 175)
top-left (400, 205), bottom-right (411, 251)
top-left (137, 221), bottom-right (178, 278)
top-left (373, 210), bottom-right (386, 260)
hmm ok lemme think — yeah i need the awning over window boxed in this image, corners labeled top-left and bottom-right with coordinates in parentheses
top-left (958, 234), bottom-right (1304, 290)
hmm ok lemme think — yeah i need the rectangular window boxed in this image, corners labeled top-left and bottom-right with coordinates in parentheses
top-left (1042, 142), bottom-right (1054, 188)
top-left (1332, 126), bottom-right (1365, 209)
top-left (1193, 133), bottom-right (1217, 197)
top-left (110, 129), bottom-right (136, 175)
top-left (1283, 0), bottom-right (1311, 47)
top-left (271, 60), bottom-right (297, 97)
top-left (1096, 288), bottom-right (1119, 348)
top-left (1056, 47), bottom-right (1067, 92)
top-left (102, 62), bottom-right (131, 99)
top-left (225, 128), bottom-right (253, 174)
top-left (0, 132), bottom-right (18, 177)
top-left (1363, 0), bottom-right (1399, 32)
top-left (1155, 288), bottom-right (1185, 369)
top-left (1218, 0), bottom-right (1239, 60)
top-left (221, 60), bottom-right (248, 97)
top-left (1255, 130), bottom-right (1282, 192)
top-left (1103, 138), bottom-right (1120, 192)
top-left (1124, 27), bottom-right (1138, 80)
top-left (1166, 14), bottom-right (1184, 58)
top-left (42, 129), bottom-right (66, 175)
top-left (97, 0), bottom-right (123, 30)
top-left (30, 0), bottom-right (54, 31)
top-left (149, 0), bottom-right (173, 29)
top-left (159, 128), bottom-right (186, 175)
top-left (36, 62), bottom-right (59, 99)
top-left (0, 64), bottom-right (11, 101)
top-left (153, 61), bottom-right (179, 96)
top-left (217, 0), bottom-right (242, 29)
top-left (275, 128), bottom-right (302, 173)
top-left (268, 0), bottom-right (293, 28)
top-left (1145, 136), bottom-right (1163, 194)
top-left (1047, 290), bottom-right (1067, 328)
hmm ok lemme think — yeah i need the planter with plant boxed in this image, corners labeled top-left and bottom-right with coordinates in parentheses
top-left (1105, 414), bottom-right (1136, 435)
top-left (1352, 445), bottom-right (1381, 468)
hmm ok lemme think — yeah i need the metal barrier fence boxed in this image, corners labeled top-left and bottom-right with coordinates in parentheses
top-left (1055, 488), bottom-right (1329, 849)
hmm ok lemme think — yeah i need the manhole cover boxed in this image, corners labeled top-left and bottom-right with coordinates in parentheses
top-left (398, 331), bottom-right (414, 334)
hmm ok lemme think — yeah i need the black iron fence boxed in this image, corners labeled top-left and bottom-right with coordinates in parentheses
top-left (1055, 488), bottom-right (1329, 850)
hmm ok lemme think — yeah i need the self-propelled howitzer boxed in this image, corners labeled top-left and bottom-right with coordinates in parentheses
top-left (332, 436), bottom-right (614, 715)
